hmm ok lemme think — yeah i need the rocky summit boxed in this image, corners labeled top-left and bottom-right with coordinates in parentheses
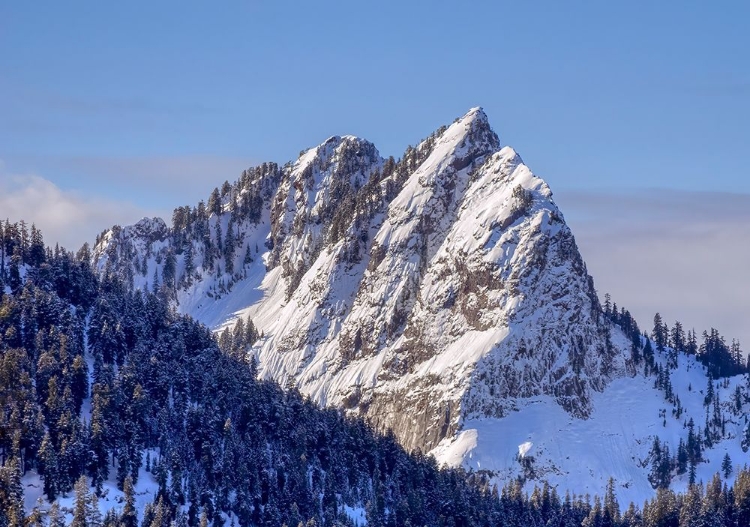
top-left (94, 107), bottom-right (624, 454)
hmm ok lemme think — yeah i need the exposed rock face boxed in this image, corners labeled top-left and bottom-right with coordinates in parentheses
top-left (267, 135), bottom-right (382, 294)
top-left (93, 108), bottom-right (624, 453)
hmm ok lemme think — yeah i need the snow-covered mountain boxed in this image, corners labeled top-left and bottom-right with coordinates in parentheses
top-left (93, 108), bottom-right (749, 504)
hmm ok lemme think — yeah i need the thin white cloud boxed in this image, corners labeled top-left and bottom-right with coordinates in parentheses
top-left (0, 151), bottom-right (255, 252)
top-left (5, 154), bottom-right (256, 208)
top-left (0, 169), bottom-right (164, 251)
top-left (555, 188), bottom-right (750, 350)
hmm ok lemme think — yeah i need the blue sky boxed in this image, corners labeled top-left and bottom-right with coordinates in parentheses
top-left (1, 1), bottom-right (749, 344)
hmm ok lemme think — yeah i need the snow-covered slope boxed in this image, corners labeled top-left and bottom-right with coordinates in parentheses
top-left (432, 348), bottom-right (750, 506)
top-left (93, 107), bottom-right (750, 502)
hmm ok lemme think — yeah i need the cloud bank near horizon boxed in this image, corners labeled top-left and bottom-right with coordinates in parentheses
top-left (0, 169), bottom-right (163, 251)
top-left (555, 188), bottom-right (750, 350)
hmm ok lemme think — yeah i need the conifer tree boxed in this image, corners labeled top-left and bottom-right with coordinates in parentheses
top-left (603, 477), bottom-right (620, 526)
top-left (48, 502), bottom-right (65, 527)
top-left (88, 491), bottom-right (104, 527)
top-left (722, 453), bottom-right (733, 479)
top-left (25, 506), bottom-right (45, 527)
top-left (0, 457), bottom-right (25, 527)
top-left (122, 476), bottom-right (139, 527)
top-left (653, 313), bottom-right (667, 352)
top-left (735, 469), bottom-right (750, 527)
top-left (705, 377), bottom-right (714, 407)
top-left (9, 246), bottom-right (22, 292)
top-left (208, 188), bottom-right (221, 217)
top-left (184, 242), bottom-right (195, 285)
top-left (38, 431), bottom-right (59, 500)
top-left (72, 475), bottom-right (89, 527)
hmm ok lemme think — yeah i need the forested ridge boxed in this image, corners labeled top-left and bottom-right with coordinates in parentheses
top-left (3, 220), bottom-right (750, 527)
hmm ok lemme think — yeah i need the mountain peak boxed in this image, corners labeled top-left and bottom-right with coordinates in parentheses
top-left (93, 106), bottom-right (614, 457)
top-left (295, 134), bottom-right (379, 173)
top-left (82, 109), bottom-right (750, 507)
top-left (463, 105), bottom-right (486, 120)
top-left (458, 106), bottom-right (492, 133)
top-left (411, 107), bottom-right (500, 180)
